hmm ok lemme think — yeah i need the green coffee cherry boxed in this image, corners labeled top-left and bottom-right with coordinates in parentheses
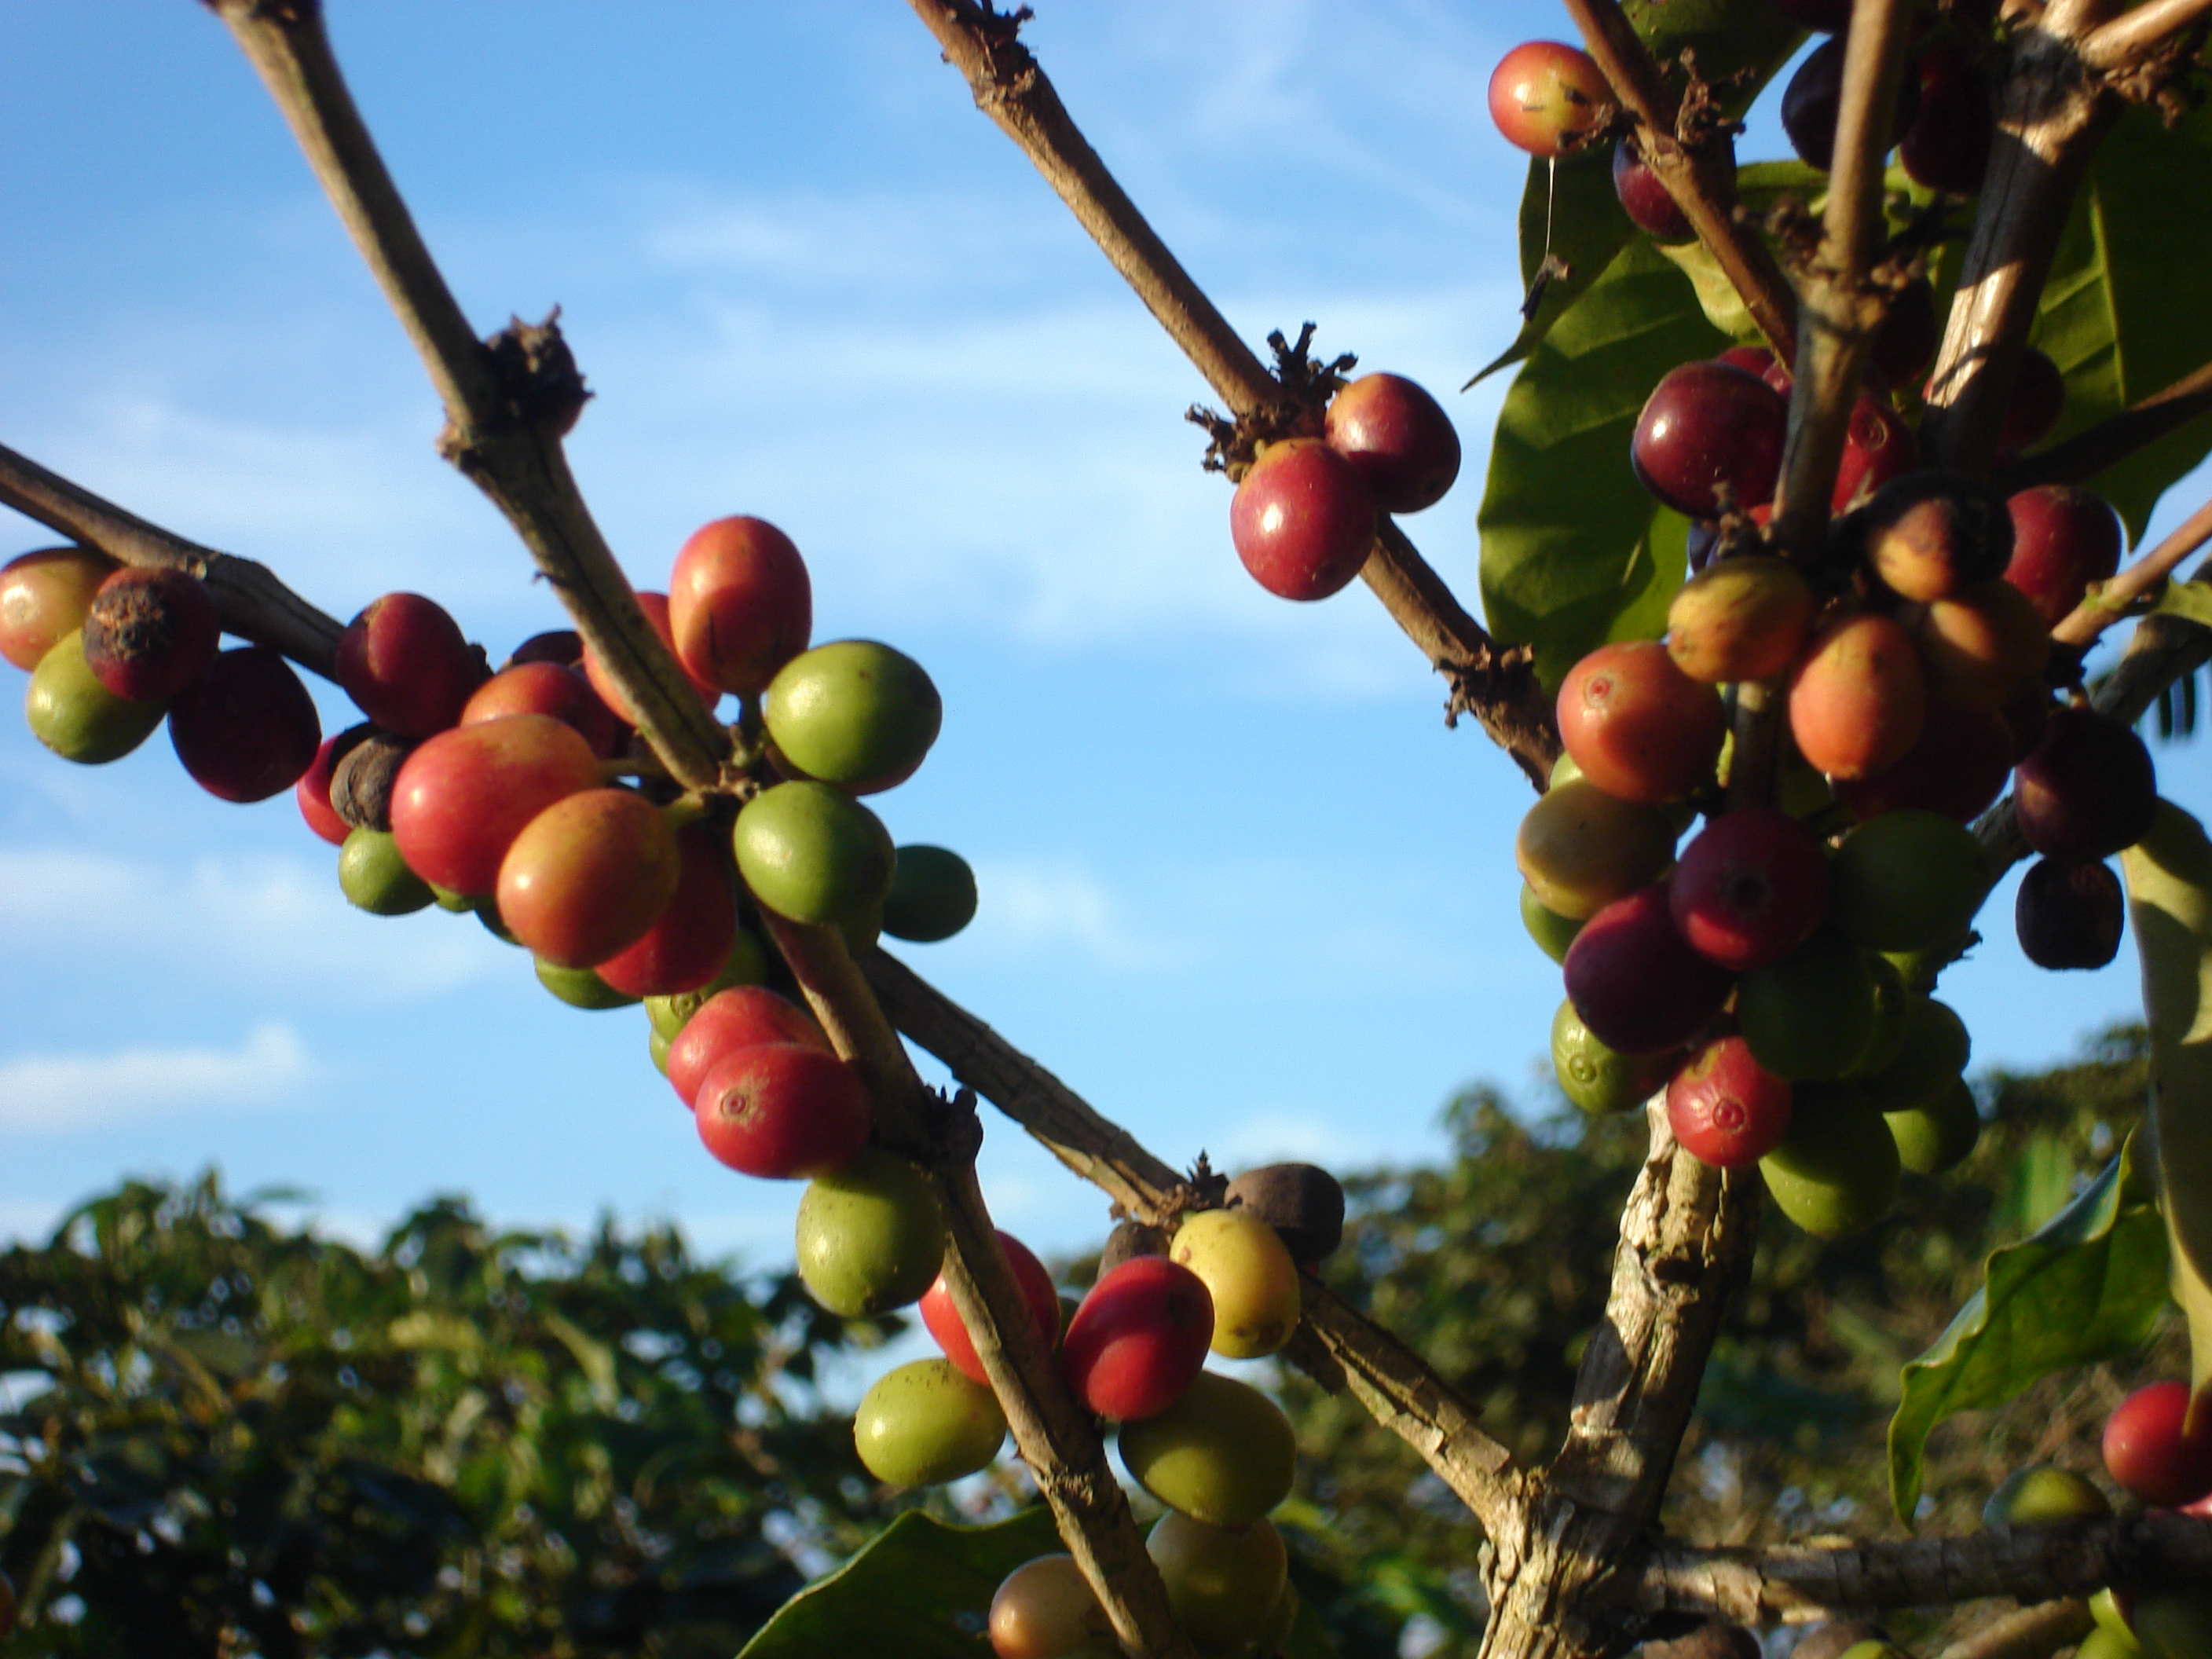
top-left (533, 958), bottom-right (639, 1010)
top-left (1522, 884), bottom-right (1585, 965)
top-left (1760, 1086), bottom-right (1901, 1239)
top-left (734, 780), bottom-right (896, 927)
top-left (1887, 1078), bottom-right (1980, 1177)
top-left (883, 844), bottom-right (978, 943)
top-left (1738, 930), bottom-right (1876, 1082)
top-left (795, 1150), bottom-right (944, 1317)
top-left (339, 827), bottom-right (434, 916)
top-left (853, 1357), bottom-right (1005, 1486)
top-left (1551, 998), bottom-right (1672, 1115)
top-left (764, 639), bottom-right (942, 794)
top-left (26, 628), bottom-right (166, 764)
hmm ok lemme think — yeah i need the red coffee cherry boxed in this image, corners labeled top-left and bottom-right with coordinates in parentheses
top-left (1669, 808), bottom-right (1832, 972)
top-left (1556, 640), bottom-right (1726, 804)
top-left (2103, 1381), bottom-right (2212, 1508)
top-left (1229, 439), bottom-right (1377, 602)
top-left (1668, 1035), bottom-right (1793, 1168)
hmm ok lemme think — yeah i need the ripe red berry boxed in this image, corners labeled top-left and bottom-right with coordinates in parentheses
top-left (1061, 1256), bottom-right (1214, 1422)
top-left (1564, 884), bottom-right (1735, 1057)
top-left (1556, 640), bottom-right (1726, 804)
top-left (1631, 361), bottom-right (1788, 519)
top-left (80, 566), bottom-right (220, 701)
top-left (1999, 348), bottom-right (2067, 453)
top-left (694, 1042), bottom-right (871, 1180)
top-left (666, 985), bottom-right (832, 1109)
top-left (919, 1232), bottom-right (1063, 1386)
top-left (1323, 374), bottom-right (1461, 514)
top-left (295, 727), bottom-right (368, 848)
top-left (168, 646), bottom-right (323, 803)
top-left (2103, 1381), bottom-right (2212, 1508)
top-left (1612, 138), bottom-right (1692, 242)
top-left (2004, 485), bottom-right (2123, 628)
top-left (1668, 1035), bottom-right (1793, 1167)
top-left (1669, 808), bottom-right (1831, 972)
top-left (1229, 438), bottom-right (1377, 602)
top-left (2014, 706), bottom-right (2158, 862)
top-left (667, 515), bottom-right (813, 697)
top-left (1488, 42), bottom-right (1610, 159)
top-left (336, 591), bottom-right (484, 738)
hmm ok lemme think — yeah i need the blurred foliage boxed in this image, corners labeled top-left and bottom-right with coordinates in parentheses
top-left (0, 1174), bottom-right (892, 1658)
top-left (1278, 1026), bottom-right (2188, 1657)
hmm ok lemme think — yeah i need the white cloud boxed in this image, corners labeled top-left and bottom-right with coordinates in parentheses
top-left (0, 1022), bottom-right (309, 1136)
top-left (960, 858), bottom-right (1178, 969)
top-left (0, 845), bottom-right (501, 1002)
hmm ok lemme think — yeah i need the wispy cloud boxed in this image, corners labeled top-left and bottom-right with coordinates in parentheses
top-left (959, 858), bottom-right (1179, 970)
top-left (0, 1022), bottom-right (310, 1136)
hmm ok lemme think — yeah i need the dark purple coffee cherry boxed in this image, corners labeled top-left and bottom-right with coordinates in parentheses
top-left (1782, 36), bottom-right (1921, 174)
top-left (2016, 858), bottom-right (2124, 971)
top-left (1869, 279), bottom-right (1940, 390)
top-left (1632, 361), bottom-right (1789, 519)
top-left (2015, 706), bottom-right (2158, 862)
top-left (1901, 48), bottom-right (1993, 197)
top-left (1613, 139), bottom-right (1693, 241)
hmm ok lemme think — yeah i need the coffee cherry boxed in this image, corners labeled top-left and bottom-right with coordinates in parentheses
top-left (295, 729), bottom-right (364, 846)
top-left (2001, 348), bottom-right (2067, 452)
top-left (0, 545), bottom-right (119, 669)
top-left (25, 628), bottom-right (168, 764)
top-left (2104, 1381), bottom-right (2212, 1507)
top-left (338, 826), bottom-right (434, 916)
top-left (1631, 361), bottom-right (1788, 519)
top-left (2005, 485), bottom-right (2125, 628)
top-left (1670, 808), bottom-right (1832, 972)
top-left (497, 788), bottom-right (682, 969)
top-left (1564, 885), bottom-right (1736, 1057)
top-left (504, 629), bottom-right (583, 668)
top-left (1849, 954), bottom-right (1913, 1079)
top-left (331, 729), bottom-right (412, 832)
top-left (1829, 809), bottom-right (1990, 953)
top-left (1613, 138), bottom-right (1693, 241)
top-left (581, 590), bottom-right (722, 723)
top-left (666, 984), bottom-right (830, 1109)
top-left (1886, 1076), bottom-right (1981, 1176)
top-left (595, 822), bottom-right (738, 997)
top-left (733, 779), bottom-right (896, 927)
top-left (1789, 613), bottom-right (1927, 780)
top-left (883, 844), bottom-right (979, 943)
top-left (1859, 473), bottom-right (2015, 602)
top-left (764, 639), bottom-right (942, 795)
top-left (1063, 1255), bottom-right (1212, 1421)
top-left (533, 958), bottom-right (635, 1009)
top-left (1229, 438), bottom-right (1377, 602)
top-left (1522, 884), bottom-right (1588, 963)
top-left (1515, 779), bottom-right (1678, 921)
top-left (1760, 1086), bottom-right (1903, 1239)
top-left (795, 1149), bottom-right (944, 1317)
top-left (990, 1556), bottom-right (1110, 1659)
top-left (1666, 555), bottom-right (1817, 684)
top-left (1225, 1162), bottom-right (1345, 1265)
top-left (1836, 696), bottom-right (2015, 825)
top-left (695, 1042), bottom-right (870, 1180)
top-left (390, 713), bottom-right (601, 895)
top-left (1172, 1209), bottom-right (1302, 1360)
top-left (1096, 1219), bottom-right (1169, 1280)
top-left (2016, 857), bottom-right (2125, 971)
top-left (1832, 396), bottom-right (1921, 513)
top-left (1551, 998), bottom-right (1675, 1115)
top-left (1118, 1370), bottom-right (1297, 1527)
top-left (1668, 1035), bottom-right (1793, 1167)
top-left (918, 1231), bottom-right (1061, 1386)
top-left (336, 592), bottom-right (483, 738)
top-left (170, 645), bottom-right (321, 802)
top-left (1146, 1512), bottom-right (1287, 1650)
top-left (1984, 1463), bottom-right (2110, 1529)
top-left (1488, 41), bottom-right (1610, 158)
top-left (1915, 581), bottom-right (2052, 708)
top-left (1870, 279), bottom-right (1942, 390)
top-left (667, 515), bottom-right (813, 698)
top-left (1737, 929), bottom-right (1877, 1082)
top-left (462, 661), bottom-right (624, 758)
top-left (1782, 36), bottom-right (1920, 173)
top-left (1324, 372), bottom-right (1462, 513)
top-left (1902, 48), bottom-right (1993, 196)
top-left (2015, 707), bottom-right (2158, 861)
top-left (81, 567), bottom-right (219, 701)
top-left (1859, 994), bottom-right (1972, 1117)
top-left (854, 1357), bottom-right (1005, 1487)
top-left (1558, 641), bottom-right (1726, 804)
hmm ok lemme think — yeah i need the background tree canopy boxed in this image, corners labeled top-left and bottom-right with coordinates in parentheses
top-left (0, 1029), bottom-right (2181, 1657)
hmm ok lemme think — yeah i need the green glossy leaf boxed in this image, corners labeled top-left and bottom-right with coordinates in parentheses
top-left (2032, 101), bottom-right (2212, 540)
top-left (1478, 239), bottom-right (1723, 687)
top-left (2148, 579), bottom-right (2212, 628)
top-left (1470, 0), bottom-right (1804, 381)
top-left (1885, 1138), bottom-right (2168, 1523)
top-left (739, 1507), bottom-right (1063, 1659)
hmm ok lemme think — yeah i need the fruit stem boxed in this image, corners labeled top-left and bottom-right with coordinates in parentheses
top-left (0, 441), bottom-right (345, 681)
top-left (1558, 0), bottom-right (1801, 367)
top-left (207, 0), bottom-right (735, 795)
top-left (2051, 490), bottom-right (2212, 649)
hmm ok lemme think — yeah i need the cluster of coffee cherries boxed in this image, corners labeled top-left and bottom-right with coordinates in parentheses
top-left (5, 548), bottom-right (322, 798)
top-left (1225, 371), bottom-right (1462, 602)
top-left (1517, 338), bottom-right (2154, 1241)
top-left (978, 1166), bottom-right (1343, 1659)
top-left (1979, 1382), bottom-right (2212, 1659)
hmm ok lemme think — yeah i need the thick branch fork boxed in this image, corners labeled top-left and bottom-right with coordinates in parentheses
top-left (1639, 1512), bottom-right (2212, 1623)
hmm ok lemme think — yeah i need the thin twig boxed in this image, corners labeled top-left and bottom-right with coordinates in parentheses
top-left (857, 944), bottom-right (1529, 1538)
top-left (1636, 1511), bottom-right (2212, 1622)
top-left (2002, 357), bottom-right (2212, 491)
top-left (2081, 0), bottom-right (2212, 70)
top-left (1559, 0), bottom-right (1800, 366)
top-left (0, 441), bottom-right (345, 680)
top-left (207, 0), bottom-right (732, 792)
top-left (763, 918), bottom-right (1196, 1659)
top-left (1935, 1601), bottom-right (2096, 1659)
top-left (2051, 493), bottom-right (2212, 647)
top-left (906, 0), bottom-right (1560, 791)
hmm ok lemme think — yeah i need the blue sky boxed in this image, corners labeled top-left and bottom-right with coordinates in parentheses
top-left (4, 2), bottom-right (2207, 1277)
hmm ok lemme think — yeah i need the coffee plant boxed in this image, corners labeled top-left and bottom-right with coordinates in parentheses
top-left (5, 2), bottom-right (2212, 1657)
